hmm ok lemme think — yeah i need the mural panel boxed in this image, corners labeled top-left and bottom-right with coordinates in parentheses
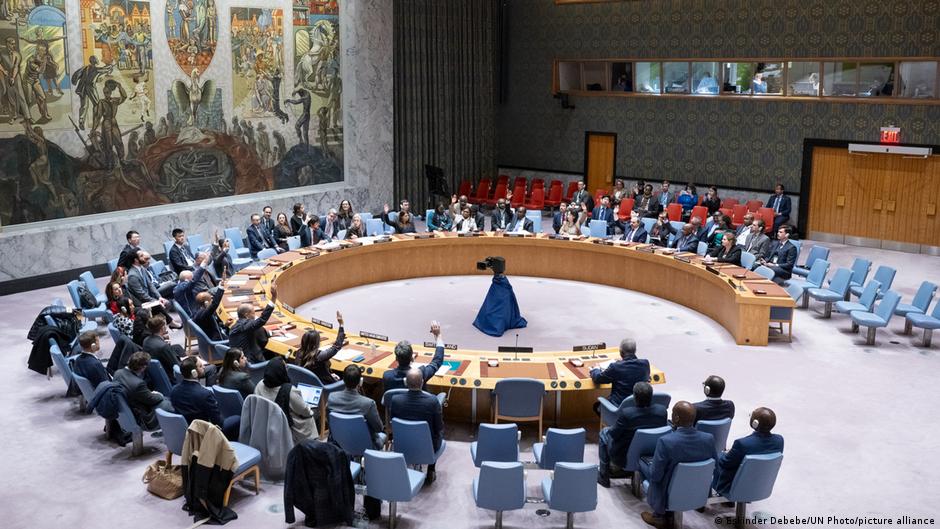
top-left (164, 0), bottom-right (218, 74)
top-left (230, 7), bottom-right (285, 121)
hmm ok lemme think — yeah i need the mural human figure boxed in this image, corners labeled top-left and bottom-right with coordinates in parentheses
top-left (0, 37), bottom-right (31, 124)
top-left (129, 71), bottom-right (150, 121)
top-left (93, 79), bottom-right (127, 168)
top-left (284, 88), bottom-right (310, 145)
top-left (72, 55), bottom-right (113, 130)
top-left (22, 31), bottom-right (65, 96)
top-left (22, 123), bottom-right (54, 197)
top-left (166, 0), bottom-right (177, 39)
top-left (23, 51), bottom-right (51, 122)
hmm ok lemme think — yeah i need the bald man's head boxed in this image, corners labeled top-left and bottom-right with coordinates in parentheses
top-left (405, 368), bottom-right (423, 391)
top-left (237, 303), bottom-right (254, 319)
top-left (179, 270), bottom-right (194, 281)
top-left (671, 400), bottom-right (696, 428)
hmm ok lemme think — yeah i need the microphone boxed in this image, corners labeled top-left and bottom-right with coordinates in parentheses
top-left (514, 333), bottom-right (519, 360)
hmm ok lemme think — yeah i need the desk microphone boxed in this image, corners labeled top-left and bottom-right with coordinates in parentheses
top-left (514, 333), bottom-right (519, 361)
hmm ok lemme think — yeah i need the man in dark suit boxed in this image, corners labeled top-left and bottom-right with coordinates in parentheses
top-left (228, 283), bottom-right (278, 363)
top-left (570, 181), bottom-right (589, 212)
top-left (491, 198), bottom-right (512, 231)
top-left (741, 219), bottom-right (770, 259)
top-left (590, 338), bottom-right (651, 408)
top-left (507, 206), bottom-right (534, 233)
top-left (713, 407), bottom-right (784, 494)
top-left (552, 201), bottom-right (569, 233)
top-left (247, 214), bottom-right (279, 259)
top-left (760, 225), bottom-right (798, 285)
top-left (192, 289), bottom-right (228, 341)
top-left (641, 401), bottom-right (718, 528)
top-left (592, 195), bottom-right (615, 234)
top-left (693, 375), bottom-right (735, 424)
top-left (126, 251), bottom-right (179, 329)
top-left (71, 331), bottom-right (110, 388)
top-left (260, 206), bottom-right (277, 238)
top-left (597, 382), bottom-right (667, 487)
top-left (622, 216), bottom-right (649, 243)
top-left (329, 365), bottom-right (386, 449)
top-left (470, 205), bottom-right (487, 231)
top-left (689, 216), bottom-right (706, 242)
top-left (389, 368), bottom-right (445, 483)
top-left (172, 255), bottom-right (210, 315)
top-left (383, 321), bottom-right (445, 392)
top-left (142, 314), bottom-right (184, 382)
top-left (170, 356), bottom-right (239, 440)
top-left (766, 183), bottom-right (792, 234)
top-left (113, 351), bottom-right (173, 430)
top-left (117, 230), bottom-right (142, 270)
top-left (670, 223), bottom-right (700, 252)
top-left (734, 212), bottom-right (754, 240)
top-left (168, 228), bottom-right (196, 273)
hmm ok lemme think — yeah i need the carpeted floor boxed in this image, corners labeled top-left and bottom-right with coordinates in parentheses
top-left (4, 229), bottom-right (940, 528)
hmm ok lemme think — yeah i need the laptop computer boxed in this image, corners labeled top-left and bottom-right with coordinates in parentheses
top-left (297, 383), bottom-right (323, 407)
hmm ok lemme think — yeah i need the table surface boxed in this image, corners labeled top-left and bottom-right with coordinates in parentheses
top-left (217, 232), bottom-right (795, 390)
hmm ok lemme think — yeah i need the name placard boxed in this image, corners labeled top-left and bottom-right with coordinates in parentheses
top-left (423, 341), bottom-right (458, 350)
top-left (280, 262), bottom-right (294, 271)
top-left (411, 233), bottom-right (433, 239)
top-left (360, 331), bottom-right (388, 342)
top-left (674, 255), bottom-right (692, 263)
top-left (281, 303), bottom-right (296, 314)
top-left (311, 318), bottom-right (334, 329)
top-left (373, 237), bottom-right (392, 244)
top-left (636, 245), bottom-right (655, 253)
top-left (573, 342), bottom-right (606, 352)
top-left (497, 346), bottom-right (534, 354)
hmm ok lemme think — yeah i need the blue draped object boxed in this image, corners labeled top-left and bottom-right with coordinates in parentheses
top-left (473, 275), bottom-right (527, 337)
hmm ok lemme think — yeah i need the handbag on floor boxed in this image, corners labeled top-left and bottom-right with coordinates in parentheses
top-left (143, 460), bottom-right (184, 500)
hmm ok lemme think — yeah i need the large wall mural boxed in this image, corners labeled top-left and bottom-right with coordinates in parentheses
top-left (0, 0), bottom-right (345, 227)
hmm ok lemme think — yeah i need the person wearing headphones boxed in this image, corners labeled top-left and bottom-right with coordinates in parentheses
top-left (712, 407), bottom-right (784, 495)
top-left (382, 320), bottom-right (445, 392)
top-left (328, 365), bottom-right (387, 449)
top-left (71, 331), bottom-right (111, 389)
top-left (693, 375), bottom-right (735, 423)
top-left (597, 382), bottom-right (667, 488)
top-left (590, 338), bottom-right (651, 413)
top-left (169, 356), bottom-right (240, 440)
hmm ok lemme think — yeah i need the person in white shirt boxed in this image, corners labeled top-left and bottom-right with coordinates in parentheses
top-left (452, 205), bottom-right (478, 233)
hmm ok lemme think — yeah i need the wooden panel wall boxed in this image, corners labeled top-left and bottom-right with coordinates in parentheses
top-left (807, 147), bottom-right (940, 247)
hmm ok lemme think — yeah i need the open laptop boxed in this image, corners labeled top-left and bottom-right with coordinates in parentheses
top-left (297, 383), bottom-right (323, 407)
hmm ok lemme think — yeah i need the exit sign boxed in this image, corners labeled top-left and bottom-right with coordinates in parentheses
top-left (880, 126), bottom-right (901, 144)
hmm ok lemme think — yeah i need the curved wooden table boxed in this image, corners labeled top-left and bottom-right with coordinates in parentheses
top-left (217, 232), bottom-right (793, 423)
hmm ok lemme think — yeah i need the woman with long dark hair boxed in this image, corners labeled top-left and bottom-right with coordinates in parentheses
top-left (105, 281), bottom-right (135, 337)
top-left (274, 212), bottom-right (293, 251)
top-left (293, 311), bottom-right (345, 383)
top-left (219, 347), bottom-right (255, 398)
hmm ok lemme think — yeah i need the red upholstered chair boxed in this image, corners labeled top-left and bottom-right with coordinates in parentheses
top-left (468, 179), bottom-right (491, 205)
top-left (758, 207), bottom-right (775, 233)
top-left (550, 180), bottom-right (563, 190)
top-left (513, 177), bottom-right (526, 190)
top-left (719, 207), bottom-right (733, 218)
top-left (720, 198), bottom-right (739, 208)
top-left (485, 182), bottom-right (509, 207)
top-left (543, 184), bottom-right (562, 210)
top-left (697, 195), bottom-right (704, 206)
top-left (565, 181), bottom-right (579, 202)
top-left (666, 203), bottom-right (683, 222)
top-left (690, 205), bottom-right (708, 223)
top-left (497, 175), bottom-right (509, 185)
top-left (731, 204), bottom-right (747, 227)
top-left (510, 184), bottom-right (526, 208)
top-left (457, 180), bottom-right (472, 198)
top-left (617, 198), bottom-right (635, 221)
top-left (745, 199), bottom-right (764, 212)
top-left (525, 188), bottom-right (545, 211)
top-left (594, 189), bottom-right (607, 203)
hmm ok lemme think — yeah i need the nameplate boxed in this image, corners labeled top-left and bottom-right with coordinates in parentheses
top-left (457, 231), bottom-right (481, 237)
top-left (311, 318), bottom-right (333, 329)
top-left (674, 255), bottom-right (692, 263)
top-left (280, 262), bottom-right (294, 272)
top-left (372, 236), bottom-right (392, 244)
top-left (345, 241), bottom-right (363, 247)
top-left (303, 252), bottom-right (319, 259)
top-left (573, 342), bottom-right (606, 352)
top-left (411, 233), bottom-right (433, 239)
top-left (423, 341), bottom-right (458, 350)
top-left (506, 232), bottom-right (529, 238)
top-left (497, 346), bottom-right (534, 354)
top-left (281, 303), bottom-right (296, 314)
top-left (228, 289), bottom-right (254, 296)
top-left (636, 245), bottom-right (655, 253)
top-left (705, 265), bottom-right (721, 275)
top-left (360, 331), bottom-right (388, 342)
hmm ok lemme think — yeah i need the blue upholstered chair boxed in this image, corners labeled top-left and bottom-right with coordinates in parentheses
top-left (385, 211), bottom-right (399, 234)
top-left (155, 408), bottom-right (187, 465)
top-left (492, 378), bottom-right (544, 438)
top-left (753, 265), bottom-right (775, 280)
top-left (720, 453), bottom-right (784, 525)
top-left (850, 291), bottom-right (902, 345)
top-left (791, 245), bottom-right (829, 278)
top-left (807, 267), bottom-right (853, 318)
top-left (470, 423), bottom-right (519, 467)
top-left (149, 260), bottom-right (166, 277)
top-left (287, 364), bottom-right (343, 434)
top-left (625, 425), bottom-right (672, 496)
top-left (598, 392), bottom-right (672, 429)
top-left (473, 461), bottom-right (526, 529)
top-left (187, 233), bottom-right (206, 252)
top-left (835, 257), bottom-right (872, 292)
top-left (392, 418), bottom-right (446, 468)
top-left (107, 258), bottom-right (119, 275)
top-left (70, 371), bottom-right (97, 413)
top-left (588, 219), bottom-right (607, 238)
top-left (248, 361), bottom-right (269, 385)
top-left (834, 280), bottom-right (881, 317)
top-left (526, 210), bottom-right (543, 233)
top-left (365, 218), bottom-right (385, 237)
top-left (895, 281), bottom-right (937, 334)
top-left (185, 317), bottom-right (228, 363)
top-left (227, 247), bottom-right (252, 272)
top-left (48, 339), bottom-right (72, 390)
top-left (364, 449), bottom-right (425, 529)
top-left (66, 279), bottom-right (112, 323)
top-left (330, 412), bottom-right (384, 457)
top-left (212, 385), bottom-right (245, 422)
top-left (907, 301), bottom-right (940, 347)
top-left (145, 359), bottom-right (174, 397)
top-left (696, 418), bottom-right (732, 453)
top-left (786, 259), bottom-right (829, 308)
top-left (641, 217), bottom-right (656, 234)
top-left (223, 227), bottom-right (251, 258)
top-left (740, 251), bottom-right (757, 270)
top-left (79, 271), bottom-right (107, 305)
top-left (533, 427), bottom-right (585, 470)
top-left (171, 300), bottom-right (195, 352)
top-left (107, 321), bottom-right (122, 344)
top-left (114, 390), bottom-right (146, 456)
top-left (287, 235), bottom-right (302, 250)
top-left (541, 462), bottom-right (598, 529)
top-left (257, 248), bottom-right (278, 260)
top-left (696, 241), bottom-right (708, 256)
top-left (640, 459), bottom-right (716, 529)
top-left (359, 212), bottom-right (374, 222)
top-left (850, 265), bottom-right (895, 299)
top-left (162, 241), bottom-right (175, 267)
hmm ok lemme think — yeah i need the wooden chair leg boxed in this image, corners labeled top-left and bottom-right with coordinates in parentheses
top-left (222, 482), bottom-right (233, 507)
top-left (253, 467), bottom-right (260, 495)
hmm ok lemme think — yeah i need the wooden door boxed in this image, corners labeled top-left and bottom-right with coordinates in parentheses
top-left (806, 147), bottom-right (849, 238)
top-left (584, 132), bottom-right (616, 193)
top-left (920, 157), bottom-right (940, 248)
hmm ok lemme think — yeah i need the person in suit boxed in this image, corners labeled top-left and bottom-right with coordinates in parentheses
top-left (126, 251), bottom-right (181, 328)
top-left (389, 368), bottom-right (444, 484)
top-left (113, 351), bottom-right (173, 430)
top-left (273, 212), bottom-right (294, 250)
top-left (702, 186), bottom-right (722, 215)
top-left (211, 237), bottom-right (235, 280)
top-left (670, 223), bottom-right (700, 252)
top-left (759, 225), bottom-right (798, 284)
top-left (322, 209), bottom-right (340, 239)
top-left (170, 356), bottom-right (239, 440)
top-left (117, 230), bottom-right (142, 270)
top-left (344, 214), bottom-right (366, 239)
top-left (71, 331), bottom-right (110, 388)
top-left (192, 289), bottom-right (228, 342)
top-left (218, 347), bottom-right (254, 398)
top-left (712, 407), bottom-right (784, 494)
top-left (471, 205), bottom-right (487, 232)
top-left (229, 284), bottom-right (278, 363)
top-left (172, 255), bottom-right (210, 315)
top-left (491, 198), bottom-right (512, 231)
top-left (449, 194), bottom-right (470, 218)
top-left (299, 216), bottom-right (329, 247)
top-left (427, 203), bottom-right (453, 232)
top-left (766, 184), bottom-right (791, 234)
top-left (552, 201), bottom-right (569, 233)
top-left (689, 216), bottom-right (706, 242)
top-left (701, 211), bottom-right (725, 247)
top-left (633, 184), bottom-right (657, 218)
top-left (734, 213), bottom-right (754, 240)
top-left (507, 206), bottom-right (534, 233)
top-left (622, 215), bottom-right (648, 243)
top-left (290, 203), bottom-right (308, 236)
top-left (247, 214), bottom-right (280, 259)
top-left (328, 365), bottom-right (385, 449)
top-left (142, 314), bottom-right (186, 383)
top-left (592, 195), bottom-right (615, 234)
top-left (597, 382), bottom-right (668, 487)
top-left (693, 375), bottom-right (735, 424)
top-left (294, 312), bottom-right (346, 383)
top-left (260, 206), bottom-right (277, 239)
top-left (656, 180), bottom-right (672, 212)
top-left (168, 228), bottom-right (196, 273)
top-left (641, 401), bottom-right (718, 528)
top-left (706, 233), bottom-right (743, 266)
top-left (741, 219), bottom-right (770, 260)
top-left (648, 211), bottom-right (677, 247)
top-left (570, 181), bottom-right (589, 212)
top-left (383, 321), bottom-right (446, 392)
top-left (590, 339), bottom-right (651, 408)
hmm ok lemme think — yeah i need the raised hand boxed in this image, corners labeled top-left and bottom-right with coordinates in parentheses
top-left (430, 320), bottom-right (441, 337)
top-left (269, 283), bottom-right (278, 302)
top-left (383, 203), bottom-right (390, 214)
top-left (336, 310), bottom-right (344, 326)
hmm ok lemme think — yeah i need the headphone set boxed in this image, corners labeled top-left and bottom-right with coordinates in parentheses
top-left (191, 369), bottom-right (199, 379)
top-left (752, 418), bottom-right (760, 430)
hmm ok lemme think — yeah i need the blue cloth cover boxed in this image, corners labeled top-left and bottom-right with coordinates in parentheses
top-left (473, 275), bottom-right (527, 337)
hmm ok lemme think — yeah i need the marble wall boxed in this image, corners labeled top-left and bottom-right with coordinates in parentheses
top-left (0, 0), bottom-right (392, 283)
